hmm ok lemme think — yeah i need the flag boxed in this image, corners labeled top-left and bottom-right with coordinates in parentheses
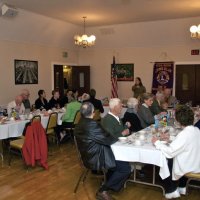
top-left (111, 56), bottom-right (118, 98)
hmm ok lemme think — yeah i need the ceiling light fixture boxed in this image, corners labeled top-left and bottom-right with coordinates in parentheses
top-left (190, 24), bottom-right (200, 39)
top-left (74, 16), bottom-right (96, 48)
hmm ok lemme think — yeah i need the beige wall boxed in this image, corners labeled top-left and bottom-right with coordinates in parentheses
top-left (79, 17), bottom-right (200, 100)
top-left (1, 8), bottom-right (200, 104)
top-left (0, 40), bottom-right (78, 105)
top-left (79, 45), bottom-right (200, 100)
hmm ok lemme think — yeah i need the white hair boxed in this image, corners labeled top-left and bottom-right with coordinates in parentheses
top-left (109, 98), bottom-right (121, 110)
top-left (127, 97), bottom-right (138, 109)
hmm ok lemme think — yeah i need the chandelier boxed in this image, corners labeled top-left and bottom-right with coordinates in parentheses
top-left (74, 16), bottom-right (96, 48)
top-left (190, 24), bottom-right (200, 39)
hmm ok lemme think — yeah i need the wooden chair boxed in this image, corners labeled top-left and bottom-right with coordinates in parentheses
top-left (8, 116), bottom-right (41, 166)
top-left (46, 112), bottom-right (58, 144)
top-left (0, 139), bottom-right (3, 166)
top-left (63, 110), bottom-right (81, 141)
top-left (185, 172), bottom-right (200, 194)
top-left (73, 135), bottom-right (106, 193)
top-left (93, 109), bottom-right (101, 121)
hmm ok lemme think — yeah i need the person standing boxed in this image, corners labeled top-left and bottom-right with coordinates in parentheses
top-left (132, 77), bottom-right (146, 99)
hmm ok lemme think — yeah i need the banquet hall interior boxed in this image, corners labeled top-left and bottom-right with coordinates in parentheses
top-left (0, 0), bottom-right (200, 199)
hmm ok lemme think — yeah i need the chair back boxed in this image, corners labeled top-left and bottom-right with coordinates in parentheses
top-left (31, 115), bottom-right (41, 123)
top-left (46, 112), bottom-right (58, 130)
top-left (73, 111), bottom-right (81, 126)
top-left (93, 109), bottom-right (101, 121)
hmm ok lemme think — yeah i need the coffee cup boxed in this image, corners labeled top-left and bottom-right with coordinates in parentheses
top-left (118, 137), bottom-right (127, 144)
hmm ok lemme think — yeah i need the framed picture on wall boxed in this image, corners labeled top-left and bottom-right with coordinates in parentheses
top-left (14, 59), bottom-right (38, 84)
top-left (111, 63), bottom-right (134, 81)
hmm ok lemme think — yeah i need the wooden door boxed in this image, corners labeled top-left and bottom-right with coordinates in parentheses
top-left (71, 66), bottom-right (90, 95)
top-left (53, 65), bottom-right (90, 97)
top-left (176, 65), bottom-right (200, 106)
top-left (54, 65), bottom-right (64, 97)
top-left (195, 66), bottom-right (200, 105)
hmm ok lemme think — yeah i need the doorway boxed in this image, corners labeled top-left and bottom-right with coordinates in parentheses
top-left (175, 64), bottom-right (200, 106)
top-left (53, 65), bottom-right (90, 97)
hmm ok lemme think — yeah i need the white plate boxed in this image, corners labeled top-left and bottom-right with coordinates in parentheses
top-left (160, 141), bottom-right (168, 144)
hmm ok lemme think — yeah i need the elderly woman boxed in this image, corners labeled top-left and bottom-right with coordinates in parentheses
top-left (137, 93), bottom-right (155, 128)
top-left (122, 97), bottom-right (142, 132)
top-left (152, 105), bottom-right (200, 199)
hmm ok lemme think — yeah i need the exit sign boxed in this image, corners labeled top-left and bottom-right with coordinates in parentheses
top-left (191, 49), bottom-right (200, 55)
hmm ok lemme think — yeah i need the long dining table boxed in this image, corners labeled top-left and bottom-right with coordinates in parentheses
top-left (0, 112), bottom-right (64, 140)
top-left (111, 126), bottom-right (179, 195)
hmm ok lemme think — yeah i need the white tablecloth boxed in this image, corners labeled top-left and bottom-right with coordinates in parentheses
top-left (101, 106), bottom-right (127, 118)
top-left (111, 140), bottom-right (170, 179)
top-left (0, 113), bottom-right (63, 140)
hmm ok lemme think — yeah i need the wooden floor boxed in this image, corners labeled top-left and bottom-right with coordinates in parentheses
top-left (0, 142), bottom-right (199, 200)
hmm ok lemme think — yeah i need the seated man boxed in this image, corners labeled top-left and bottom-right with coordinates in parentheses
top-left (163, 88), bottom-right (177, 107)
top-left (7, 95), bottom-right (25, 116)
top-left (21, 89), bottom-right (31, 110)
top-left (74, 102), bottom-right (131, 200)
top-left (87, 88), bottom-right (104, 113)
top-left (101, 98), bottom-right (130, 138)
top-left (150, 92), bottom-right (165, 115)
top-left (152, 105), bottom-right (200, 199)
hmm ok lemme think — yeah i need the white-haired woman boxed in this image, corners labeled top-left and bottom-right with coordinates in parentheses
top-left (122, 97), bottom-right (142, 132)
top-left (138, 93), bottom-right (155, 128)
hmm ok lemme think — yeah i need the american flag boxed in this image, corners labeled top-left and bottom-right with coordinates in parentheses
top-left (111, 56), bottom-right (118, 98)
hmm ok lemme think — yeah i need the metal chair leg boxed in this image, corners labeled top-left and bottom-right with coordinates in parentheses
top-left (74, 170), bottom-right (88, 193)
top-left (82, 169), bottom-right (89, 183)
top-left (8, 147), bottom-right (12, 166)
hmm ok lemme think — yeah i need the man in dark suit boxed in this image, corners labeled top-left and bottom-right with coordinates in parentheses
top-left (87, 89), bottom-right (104, 113)
top-left (74, 102), bottom-right (131, 200)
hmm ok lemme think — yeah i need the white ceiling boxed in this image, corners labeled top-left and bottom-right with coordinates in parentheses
top-left (1, 0), bottom-right (200, 27)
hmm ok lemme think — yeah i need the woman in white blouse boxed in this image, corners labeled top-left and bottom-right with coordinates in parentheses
top-left (152, 105), bottom-right (200, 199)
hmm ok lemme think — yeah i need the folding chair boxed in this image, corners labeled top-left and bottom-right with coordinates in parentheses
top-left (185, 172), bottom-right (200, 194)
top-left (8, 115), bottom-right (41, 166)
top-left (73, 135), bottom-right (106, 193)
top-left (46, 112), bottom-right (58, 144)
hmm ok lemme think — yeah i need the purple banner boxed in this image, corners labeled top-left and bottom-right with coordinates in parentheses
top-left (151, 62), bottom-right (174, 95)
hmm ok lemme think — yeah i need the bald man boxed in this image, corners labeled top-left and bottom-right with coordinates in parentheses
top-left (21, 89), bottom-right (31, 109)
top-left (7, 95), bottom-right (25, 116)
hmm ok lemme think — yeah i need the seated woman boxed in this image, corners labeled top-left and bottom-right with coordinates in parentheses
top-left (122, 97), bottom-right (142, 132)
top-left (152, 105), bottom-right (200, 199)
top-left (48, 89), bottom-right (61, 109)
top-left (35, 89), bottom-right (48, 110)
top-left (137, 93), bottom-right (155, 128)
top-left (62, 96), bottom-right (81, 128)
top-left (58, 94), bottom-right (81, 141)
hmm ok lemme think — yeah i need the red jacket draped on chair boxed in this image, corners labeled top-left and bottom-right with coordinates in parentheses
top-left (22, 121), bottom-right (48, 169)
